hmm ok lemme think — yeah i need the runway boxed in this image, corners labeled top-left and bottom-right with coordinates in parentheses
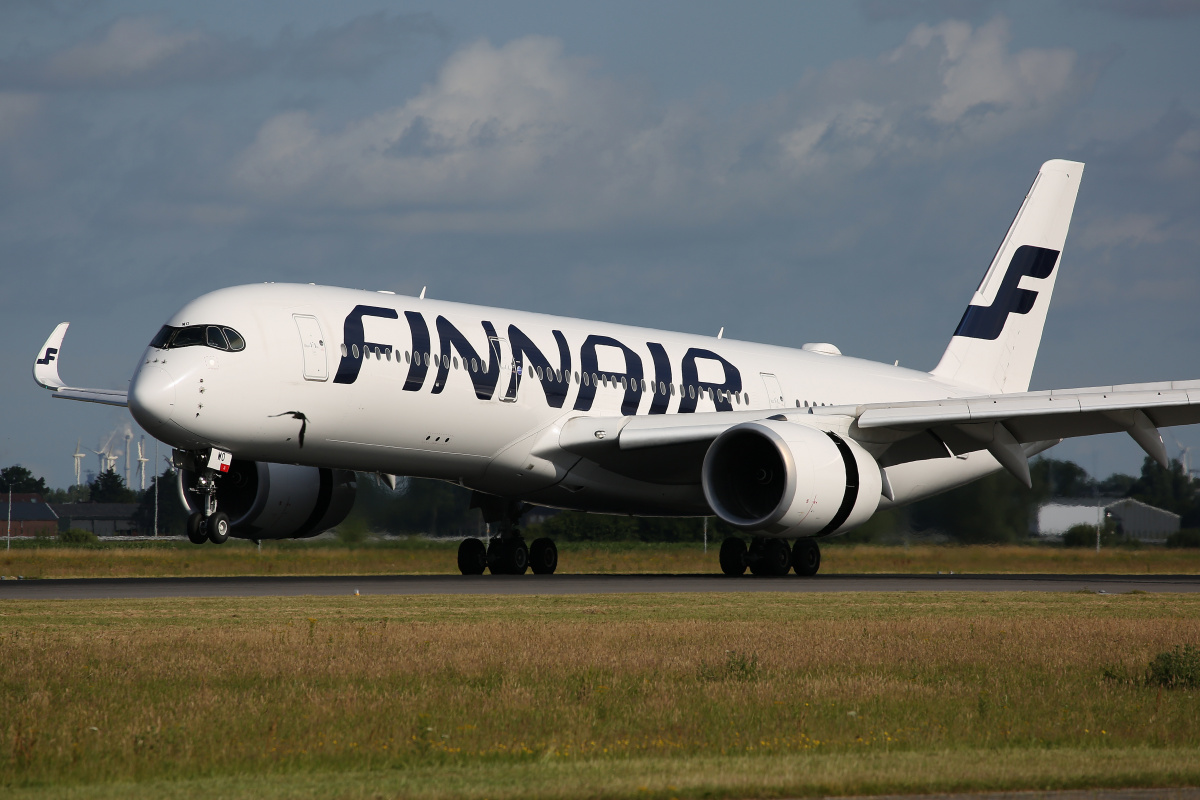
top-left (1, 573), bottom-right (1197, 599)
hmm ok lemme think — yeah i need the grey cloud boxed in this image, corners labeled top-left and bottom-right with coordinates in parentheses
top-left (225, 19), bottom-right (1100, 235)
top-left (279, 12), bottom-right (447, 80)
top-left (858, 0), bottom-right (1007, 23)
top-left (0, 12), bottom-right (444, 91)
top-left (1071, 0), bottom-right (1200, 19)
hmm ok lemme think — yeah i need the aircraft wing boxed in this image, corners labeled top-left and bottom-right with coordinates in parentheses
top-left (32, 323), bottom-right (129, 407)
top-left (556, 379), bottom-right (1200, 488)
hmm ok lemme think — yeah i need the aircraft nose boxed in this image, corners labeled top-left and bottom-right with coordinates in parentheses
top-left (128, 365), bottom-right (176, 431)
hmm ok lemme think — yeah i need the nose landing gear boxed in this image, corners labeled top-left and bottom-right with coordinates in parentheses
top-left (180, 448), bottom-right (234, 545)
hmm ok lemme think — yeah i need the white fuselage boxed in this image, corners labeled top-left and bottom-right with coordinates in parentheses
top-left (128, 283), bottom-right (1000, 517)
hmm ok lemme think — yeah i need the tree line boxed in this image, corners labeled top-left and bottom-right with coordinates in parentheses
top-left (4, 454), bottom-right (1198, 543)
top-left (0, 465), bottom-right (188, 536)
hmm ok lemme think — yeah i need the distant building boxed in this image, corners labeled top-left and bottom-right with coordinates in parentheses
top-left (50, 503), bottom-right (141, 536)
top-left (1, 495), bottom-right (59, 537)
top-left (1106, 498), bottom-right (1180, 544)
top-left (1035, 497), bottom-right (1180, 544)
top-left (1036, 499), bottom-right (1111, 537)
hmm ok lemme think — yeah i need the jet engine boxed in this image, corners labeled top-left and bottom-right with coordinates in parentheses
top-left (178, 460), bottom-right (356, 540)
top-left (701, 420), bottom-right (882, 537)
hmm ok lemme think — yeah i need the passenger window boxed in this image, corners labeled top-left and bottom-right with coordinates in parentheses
top-left (453, 356), bottom-right (459, 370)
top-left (471, 358), bottom-right (478, 372)
top-left (669, 384), bottom-right (675, 397)
top-left (688, 386), bottom-right (695, 399)
top-left (352, 344), bottom-right (360, 359)
top-left (341, 344), bottom-right (348, 357)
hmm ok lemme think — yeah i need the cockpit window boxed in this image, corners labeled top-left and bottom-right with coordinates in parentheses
top-left (171, 326), bottom-right (207, 348)
top-left (150, 324), bottom-right (247, 352)
top-left (222, 327), bottom-right (245, 351)
top-left (205, 326), bottom-right (228, 349)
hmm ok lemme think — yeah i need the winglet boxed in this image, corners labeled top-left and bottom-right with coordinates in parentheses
top-left (33, 322), bottom-right (70, 390)
top-left (31, 322), bottom-right (129, 407)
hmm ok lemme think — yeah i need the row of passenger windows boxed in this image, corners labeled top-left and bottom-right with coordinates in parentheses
top-left (342, 343), bottom-right (754, 405)
top-left (150, 324), bottom-right (246, 352)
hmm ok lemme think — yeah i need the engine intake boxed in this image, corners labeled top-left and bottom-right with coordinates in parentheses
top-left (178, 460), bottom-right (356, 539)
top-left (702, 420), bottom-right (881, 537)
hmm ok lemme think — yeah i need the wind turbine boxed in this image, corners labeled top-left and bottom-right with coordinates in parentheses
top-left (136, 437), bottom-right (150, 490)
top-left (124, 432), bottom-right (133, 487)
top-left (72, 440), bottom-right (85, 487)
top-left (1176, 438), bottom-right (1197, 479)
top-left (91, 443), bottom-right (109, 475)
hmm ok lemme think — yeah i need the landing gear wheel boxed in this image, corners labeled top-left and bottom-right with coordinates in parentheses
top-left (207, 511), bottom-right (230, 544)
top-left (792, 538), bottom-right (821, 576)
top-left (457, 538), bottom-right (487, 575)
top-left (529, 538), bottom-right (558, 575)
top-left (186, 512), bottom-right (207, 545)
top-left (719, 537), bottom-right (747, 576)
top-left (487, 538), bottom-right (529, 575)
top-left (750, 538), bottom-right (791, 576)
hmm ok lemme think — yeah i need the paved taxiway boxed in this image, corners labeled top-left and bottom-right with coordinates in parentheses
top-left (1, 573), bottom-right (1197, 599)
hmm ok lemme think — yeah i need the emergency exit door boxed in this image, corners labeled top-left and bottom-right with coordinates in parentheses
top-left (293, 315), bottom-right (328, 381)
top-left (760, 372), bottom-right (785, 408)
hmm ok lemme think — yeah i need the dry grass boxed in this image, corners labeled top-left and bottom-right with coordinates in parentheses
top-left (2, 592), bottom-right (1199, 797)
top-left (3, 541), bottom-right (1199, 579)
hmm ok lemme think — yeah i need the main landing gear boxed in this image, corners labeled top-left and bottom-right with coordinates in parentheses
top-left (719, 536), bottom-right (821, 577)
top-left (457, 494), bottom-right (558, 576)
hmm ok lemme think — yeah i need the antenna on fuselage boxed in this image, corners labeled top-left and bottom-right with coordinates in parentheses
top-left (716, 327), bottom-right (724, 339)
top-left (419, 286), bottom-right (427, 299)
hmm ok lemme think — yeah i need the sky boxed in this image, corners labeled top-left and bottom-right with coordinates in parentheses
top-left (2, 0), bottom-right (1198, 491)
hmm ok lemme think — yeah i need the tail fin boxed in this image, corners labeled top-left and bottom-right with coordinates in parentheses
top-left (931, 159), bottom-right (1084, 394)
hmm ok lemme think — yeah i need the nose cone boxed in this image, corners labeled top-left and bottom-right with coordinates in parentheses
top-left (129, 365), bottom-right (176, 431)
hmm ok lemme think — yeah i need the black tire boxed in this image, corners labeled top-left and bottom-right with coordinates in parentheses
top-left (457, 538), bottom-right (487, 575)
top-left (753, 538), bottom-right (791, 576)
top-left (487, 539), bottom-right (529, 575)
top-left (529, 537), bottom-right (558, 575)
top-left (509, 539), bottom-right (529, 575)
top-left (186, 512), bottom-right (207, 545)
top-left (719, 537), bottom-right (747, 576)
top-left (207, 511), bottom-right (230, 544)
top-left (792, 538), bottom-right (821, 576)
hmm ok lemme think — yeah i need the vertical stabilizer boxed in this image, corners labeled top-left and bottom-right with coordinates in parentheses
top-left (931, 159), bottom-right (1083, 394)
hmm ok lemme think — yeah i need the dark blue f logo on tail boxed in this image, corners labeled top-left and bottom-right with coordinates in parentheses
top-left (36, 347), bottom-right (58, 365)
top-left (954, 245), bottom-right (1060, 341)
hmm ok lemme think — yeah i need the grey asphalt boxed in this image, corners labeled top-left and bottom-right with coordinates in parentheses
top-left (0, 573), bottom-right (1197, 599)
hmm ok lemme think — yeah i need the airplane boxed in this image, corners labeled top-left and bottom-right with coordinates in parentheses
top-left (31, 159), bottom-right (1200, 577)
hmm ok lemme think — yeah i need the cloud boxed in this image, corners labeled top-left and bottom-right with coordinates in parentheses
top-left (280, 12), bottom-right (447, 80)
top-left (858, 0), bottom-right (1005, 23)
top-left (0, 92), bottom-right (40, 142)
top-left (228, 19), bottom-right (1098, 233)
top-left (0, 12), bottom-right (442, 91)
top-left (1073, 0), bottom-right (1200, 19)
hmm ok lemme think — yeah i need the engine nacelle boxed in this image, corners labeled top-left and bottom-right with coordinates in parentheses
top-left (178, 460), bottom-right (356, 540)
top-left (702, 420), bottom-right (882, 537)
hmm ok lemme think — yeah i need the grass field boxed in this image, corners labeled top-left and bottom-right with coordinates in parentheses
top-left (3, 539), bottom-right (1200, 579)
top-left (3, 592), bottom-right (1199, 798)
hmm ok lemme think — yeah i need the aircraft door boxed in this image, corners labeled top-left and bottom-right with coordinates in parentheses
top-left (293, 315), bottom-right (329, 381)
top-left (760, 372), bottom-right (784, 408)
top-left (491, 336), bottom-right (516, 402)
